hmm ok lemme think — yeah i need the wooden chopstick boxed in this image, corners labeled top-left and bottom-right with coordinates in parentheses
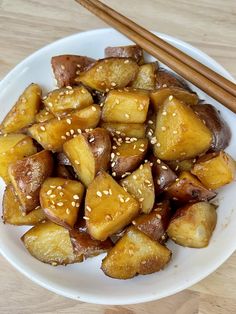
top-left (89, 0), bottom-right (236, 98)
top-left (75, 0), bottom-right (236, 113)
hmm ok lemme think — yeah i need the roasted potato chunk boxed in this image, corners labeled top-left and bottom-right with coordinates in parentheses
top-left (167, 171), bottom-right (216, 202)
top-left (167, 202), bottom-right (217, 248)
top-left (35, 108), bottom-right (54, 123)
top-left (22, 221), bottom-right (82, 265)
top-left (9, 150), bottom-right (53, 214)
top-left (120, 163), bottom-right (155, 214)
top-left (2, 185), bottom-right (46, 225)
top-left (191, 151), bottom-right (235, 190)
top-left (0, 84), bottom-right (41, 134)
top-left (0, 134), bottom-right (37, 183)
top-left (193, 104), bottom-right (231, 152)
top-left (70, 229), bottom-right (113, 259)
top-left (40, 177), bottom-right (84, 229)
top-left (131, 63), bottom-right (158, 90)
top-left (51, 54), bottom-right (95, 87)
top-left (101, 227), bottom-right (171, 279)
top-left (85, 171), bottom-right (139, 241)
top-left (132, 200), bottom-right (171, 243)
top-left (44, 86), bottom-right (93, 116)
top-left (111, 138), bottom-right (148, 178)
top-left (150, 87), bottom-right (198, 111)
top-left (76, 58), bottom-right (139, 92)
top-left (100, 122), bottom-right (146, 139)
top-left (156, 68), bottom-right (189, 89)
top-left (154, 97), bottom-right (212, 160)
top-left (150, 156), bottom-right (177, 195)
top-left (63, 128), bottom-right (111, 187)
top-left (102, 89), bottom-right (149, 123)
top-left (104, 45), bottom-right (144, 64)
top-left (29, 105), bottom-right (101, 152)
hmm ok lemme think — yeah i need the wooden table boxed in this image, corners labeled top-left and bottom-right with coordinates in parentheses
top-left (0, 0), bottom-right (236, 313)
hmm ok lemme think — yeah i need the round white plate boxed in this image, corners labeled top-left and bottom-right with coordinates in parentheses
top-left (0, 28), bottom-right (235, 305)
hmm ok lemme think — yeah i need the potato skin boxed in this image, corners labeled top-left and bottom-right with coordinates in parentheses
top-left (9, 150), bottom-right (54, 214)
top-left (167, 202), bottom-right (217, 248)
top-left (105, 45), bottom-right (144, 64)
top-left (22, 221), bottom-right (83, 265)
top-left (100, 122), bottom-right (146, 139)
top-left (2, 185), bottom-right (46, 226)
top-left (156, 68), bottom-right (189, 90)
top-left (101, 227), bottom-right (171, 279)
top-left (132, 200), bottom-right (171, 243)
top-left (193, 104), bottom-right (231, 152)
top-left (150, 156), bottom-right (177, 195)
top-left (51, 54), bottom-right (95, 87)
top-left (70, 229), bottom-right (113, 259)
top-left (167, 171), bottom-right (216, 203)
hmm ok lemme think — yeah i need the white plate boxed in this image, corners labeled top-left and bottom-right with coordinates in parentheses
top-left (0, 28), bottom-right (235, 305)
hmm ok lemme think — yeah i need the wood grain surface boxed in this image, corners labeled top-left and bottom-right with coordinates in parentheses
top-left (0, 0), bottom-right (236, 313)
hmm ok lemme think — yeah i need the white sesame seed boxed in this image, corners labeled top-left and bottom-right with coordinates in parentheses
top-left (172, 112), bottom-right (177, 117)
top-left (103, 190), bottom-right (109, 195)
top-left (70, 129), bottom-right (74, 135)
top-left (111, 82), bottom-right (116, 87)
top-left (151, 137), bottom-right (157, 145)
top-left (47, 190), bottom-right (52, 195)
top-left (91, 106), bottom-right (97, 111)
top-left (112, 172), bottom-right (116, 177)
top-left (86, 206), bottom-right (92, 212)
top-left (77, 129), bottom-right (82, 134)
top-left (124, 59), bottom-right (130, 64)
top-left (125, 197), bottom-right (130, 203)
top-left (61, 65), bottom-right (65, 70)
top-left (111, 152), bottom-right (115, 160)
top-left (162, 111), bottom-right (167, 116)
top-left (161, 126), bottom-right (166, 131)
top-left (89, 136), bottom-right (95, 143)
top-left (66, 118), bottom-right (71, 125)
top-left (57, 202), bottom-right (63, 207)
top-left (97, 191), bottom-right (102, 197)
top-left (157, 179), bottom-right (161, 185)
top-left (61, 135), bottom-right (66, 140)
top-left (133, 175), bottom-right (137, 180)
top-left (26, 195), bottom-right (32, 199)
top-left (138, 104), bottom-right (144, 111)
top-left (73, 195), bottom-right (80, 200)
top-left (157, 159), bottom-right (161, 164)
top-left (57, 186), bottom-right (62, 190)
top-left (139, 148), bottom-right (145, 152)
top-left (169, 95), bottom-right (174, 101)
top-left (125, 113), bottom-right (130, 119)
top-left (71, 201), bottom-right (76, 207)
top-left (66, 131), bottom-right (70, 136)
top-left (66, 86), bottom-right (72, 90)
top-left (173, 130), bottom-right (178, 134)
top-left (161, 166), bottom-right (168, 170)
top-left (109, 189), bottom-right (112, 195)
top-left (156, 143), bottom-right (161, 147)
top-left (138, 189), bottom-right (142, 194)
top-left (75, 160), bottom-right (80, 165)
top-left (148, 120), bottom-right (154, 125)
top-left (40, 126), bottom-right (46, 131)
top-left (115, 99), bottom-right (120, 104)
top-left (105, 214), bottom-right (112, 221)
top-left (83, 216), bottom-right (90, 220)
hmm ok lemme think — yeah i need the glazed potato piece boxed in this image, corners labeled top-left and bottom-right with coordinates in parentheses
top-left (101, 227), bottom-right (171, 279)
top-left (51, 54), bottom-right (95, 87)
top-left (120, 163), bottom-right (155, 214)
top-left (85, 171), bottom-right (139, 241)
top-left (150, 87), bottom-right (198, 111)
top-left (22, 221), bottom-right (83, 265)
top-left (167, 202), bottom-right (217, 248)
top-left (63, 128), bottom-right (111, 187)
top-left (0, 134), bottom-right (37, 183)
top-left (167, 159), bottom-right (195, 173)
top-left (150, 156), bottom-right (177, 195)
top-left (131, 63), bottom-right (158, 90)
top-left (35, 108), bottom-right (54, 123)
top-left (76, 58), bottom-right (139, 92)
top-left (44, 86), bottom-right (93, 116)
top-left (2, 185), bottom-right (46, 225)
top-left (111, 138), bottom-right (148, 178)
top-left (9, 150), bottom-right (53, 214)
top-left (102, 89), bottom-right (149, 123)
top-left (0, 84), bottom-right (41, 134)
top-left (167, 171), bottom-right (216, 202)
top-left (193, 104), bottom-right (231, 152)
top-left (154, 97), bottom-right (212, 160)
top-left (40, 177), bottom-right (84, 229)
top-left (55, 164), bottom-right (74, 180)
top-left (132, 200), bottom-right (171, 243)
top-left (191, 151), bottom-right (235, 190)
top-left (156, 68), bottom-right (189, 89)
top-left (29, 105), bottom-right (101, 152)
top-left (100, 122), bottom-right (146, 139)
top-left (70, 229), bottom-right (113, 259)
top-left (104, 45), bottom-right (144, 64)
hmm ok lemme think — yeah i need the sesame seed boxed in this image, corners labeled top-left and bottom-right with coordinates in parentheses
top-left (103, 190), bottom-right (109, 195)
top-left (172, 112), bottom-right (177, 117)
top-left (66, 86), bottom-right (72, 90)
top-left (91, 106), bottom-right (97, 111)
top-left (141, 260), bottom-right (147, 265)
top-left (48, 102), bottom-right (53, 107)
top-left (57, 202), bottom-right (63, 207)
top-left (161, 166), bottom-right (168, 170)
top-left (157, 159), bottom-right (161, 164)
top-left (61, 135), bottom-right (66, 140)
top-left (148, 120), bottom-right (154, 124)
top-left (105, 214), bottom-right (112, 221)
top-left (50, 194), bottom-right (56, 198)
top-left (73, 195), bottom-right (80, 200)
top-left (57, 116), bottom-right (61, 120)
top-left (111, 152), bottom-right (115, 160)
top-left (65, 208), bottom-right (70, 215)
top-left (132, 220), bottom-right (136, 225)
top-left (70, 129), bottom-right (74, 135)
top-left (133, 175), bottom-right (137, 180)
top-left (169, 95), bottom-right (174, 101)
top-left (125, 113), bottom-right (130, 119)
top-left (156, 214), bottom-right (162, 219)
top-left (140, 165), bottom-right (143, 170)
top-left (111, 82), bottom-right (116, 87)
top-left (138, 104), bottom-right (144, 111)
top-left (86, 206), bottom-right (92, 212)
top-left (47, 190), bottom-right (52, 195)
top-left (162, 111), bottom-right (167, 116)
top-left (156, 143), bottom-right (161, 147)
top-left (66, 118), bottom-right (71, 125)
top-left (175, 165), bottom-right (179, 171)
top-left (125, 197), bottom-right (130, 203)
top-left (50, 185), bottom-right (56, 188)
top-left (124, 59), bottom-right (130, 64)
top-left (112, 172), bottom-right (116, 177)
top-left (161, 126), bottom-right (166, 131)
top-left (26, 195), bottom-right (32, 199)
top-left (77, 129), bottom-right (82, 134)
top-left (71, 201), bottom-right (76, 207)
top-left (139, 148), bottom-right (145, 152)
top-left (81, 89), bottom-right (86, 94)
top-left (138, 189), bottom-right (142, 194)
top-left (83, 216), bottom-right (90, 220)
top-left (61, 65), bottom-right (65, 70)
top-left (173, 130), bottom-right (177, 134)
top-left (139, 198), bottom-right (144, 202)
top-left (57, 186), bottom-right (62, 190)
top-left (89, 136), bottom-right (95, 143)
top-left (128, 249), bottom-right (134, 255)
top-left (40, 126), bottom-right (46, 131)
top-left (145, 180), bottom-right (151, 184)
top-left (109, 189), bottom-right (112, 195)
top-left (66, 131), bottom-right (70, 136)
top-left (151, 137), bottom-right (157, 145)
top-left (157, 179), bottom-right (161, 185)
top-left (96, 191), bottom-right (102, 197)
top-left (115, 99), bottom-right (120, 104)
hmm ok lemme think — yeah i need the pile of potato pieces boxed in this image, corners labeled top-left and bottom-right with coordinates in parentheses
top-left (0, 43), bottom-right (235, 280)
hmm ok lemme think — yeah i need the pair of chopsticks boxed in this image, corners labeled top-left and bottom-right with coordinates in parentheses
top-left (75, 0), bottom-right (236, 113)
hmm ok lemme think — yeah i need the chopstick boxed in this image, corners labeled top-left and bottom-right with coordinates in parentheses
top-left (75, 0), bottom-right (236, 113)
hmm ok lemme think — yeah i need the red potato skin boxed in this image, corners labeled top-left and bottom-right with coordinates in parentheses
top-left (57, 152), bottom-right (72, 166)
top-left (133, 200), bottom-right (172, 243)
top-left (156, 68), bottom-right (190, 90)
top-left (105, 45), bottom-right (144, 64)
top-left (193, 104), bottom-right (231, 152)
top-left (150, 156), bottom-right (177, 195)
top-left (51, 55), bottom-right (95, 88)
